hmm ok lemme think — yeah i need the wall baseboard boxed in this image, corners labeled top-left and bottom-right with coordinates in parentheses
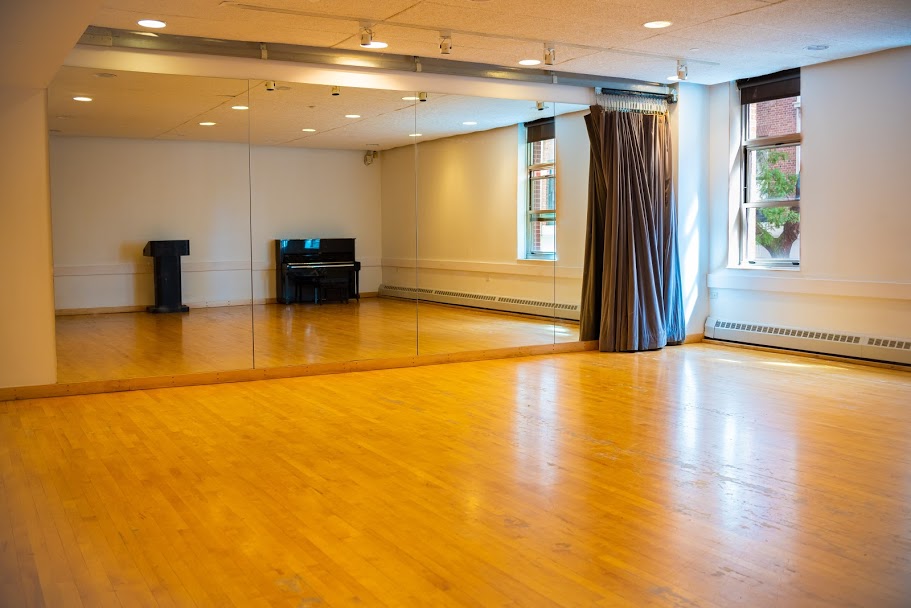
top-left (0, 340), bottom-right (599, 402)
top-left (704, 339), bottom-right (911, 372)
top-left (56, 298), bottom-right (284, 316)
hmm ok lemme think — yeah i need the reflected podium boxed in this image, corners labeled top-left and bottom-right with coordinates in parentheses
top-left (143, 240), bottom-right (190, 313)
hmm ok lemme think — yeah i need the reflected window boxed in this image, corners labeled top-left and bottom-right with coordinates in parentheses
top-left (524, 117), bottom-right (555, 259)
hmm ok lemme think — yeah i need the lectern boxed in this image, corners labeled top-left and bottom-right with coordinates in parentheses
top-left (143, 240), bottom-right (190, 313)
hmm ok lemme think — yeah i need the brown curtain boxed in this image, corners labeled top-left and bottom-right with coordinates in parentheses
top-left (579, 105), bottom-right (685, 351)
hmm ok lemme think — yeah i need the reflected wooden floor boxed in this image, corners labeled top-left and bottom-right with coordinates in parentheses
top-left (56, 299), bottom-right (579, 383)
top-left (4, 344), bottom-right (910, 606)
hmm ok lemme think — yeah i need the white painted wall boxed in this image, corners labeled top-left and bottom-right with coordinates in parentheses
top-left (0, 88), bottom-right (58, 388)
top-left (50, 137), bottom-right (253, 310)
top-left (707, 47), bottom-right (911, 338)
top-left (672, 82), bottom-right (712, 337)
top-left (250, 146), bottom-right (383, 298)
top-left (381, 117), bottom-right (591, 306)
top-left (50, 138), bottom-right (384, 310)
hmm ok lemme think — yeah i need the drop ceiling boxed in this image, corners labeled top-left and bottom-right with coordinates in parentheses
top-left (88, 0), bottom-right (911, 85)
top-left (48, 66), bottom-right (588, 149)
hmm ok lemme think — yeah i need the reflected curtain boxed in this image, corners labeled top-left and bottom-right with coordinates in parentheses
top-left (579, 104), bottom-right (685, 351)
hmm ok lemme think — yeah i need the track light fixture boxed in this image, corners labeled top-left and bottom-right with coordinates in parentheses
top-left (676, 59), bottom-right (688, 81)
top-left (440, 33), bottom-right (453, 55)
top-left (536, 101), bottom-right (545, 111)
top-left (544, 44), bottom-right (555, 66)
top-left (359, 26), bottom-right (387, 49)
top-left (331, 85), bottom-right (340, 96)
top-left (419, 92), bottom-right (428, 102)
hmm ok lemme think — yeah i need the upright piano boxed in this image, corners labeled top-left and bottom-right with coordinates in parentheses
top-left (275, 238), bottom-right (360, 304)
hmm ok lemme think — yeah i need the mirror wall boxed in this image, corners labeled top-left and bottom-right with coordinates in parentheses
top-left (47, 66), bottom-right (586, 384)
top-left (48, 69), bottom-right (254, 383)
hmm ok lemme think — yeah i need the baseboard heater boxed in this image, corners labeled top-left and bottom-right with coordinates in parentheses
top-left (705, 317), bottom-right (911, 366)
top-left (379, 284), bottom-right (580, 321)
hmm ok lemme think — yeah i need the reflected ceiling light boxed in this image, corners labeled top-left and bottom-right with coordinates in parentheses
top-left (73, 96), bottom-right (93, 102)
top-left (462, 121), bottom-right (477, 125)
top-left (131, 31), bottom-right (159, 37)
top-left (331, 86), bottom-right (340, 96)
top-left (643, 20), bottom-right (672, 28)
top-left (402, 96), bottom-right (419, 101)
top-left (409, 133), bottom-right (423, 137)
top-left (345, 114), bottom-right (361, 118)
top-left (359, 27), bottom-right (387, 49)
top-left (137, 19), bottom-right (167, 28)
top-left (231, 105), bottom-right (249, 110)
top-left (301, 128), bottom-right (317, 132)
top-left (544, 44), bottom-right (556, 66)
top-left (439, 33), bottom-right (453, 55)
top-left (519, 58), bottom-right (541, 66)
top-left (199, 121), bottom-right (216, 126)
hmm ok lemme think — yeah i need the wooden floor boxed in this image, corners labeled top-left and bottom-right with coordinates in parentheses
top-left (56, 299), bottom-right (579, 383)
top-left (2, 344), bottom-right (910, 606)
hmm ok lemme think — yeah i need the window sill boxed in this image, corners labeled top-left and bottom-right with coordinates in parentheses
top-left (730, 263), bottom-right (800, 271)
top-left (518, 257), bottom-right (557, 263)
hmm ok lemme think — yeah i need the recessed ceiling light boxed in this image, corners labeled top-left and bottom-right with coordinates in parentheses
top-left (462, 121), bottom-right (478, 126)
top-left (805, 44), bottom-right (829, 51)
top-left (409, 133), bottom-right (423, 137)
top-left (73, 96), bottom-right (93, 102)
top-left (199, 121), bottom-right (217, 126)
top-left (402, 96), bottom-right (419, 101)
top-left (301, 128), bottom-right (316, 132)
top-left (231, 105), bottom-right (249, 110)
top-left (519, 59), bottom-right (541, 66)
top-left (644, 20), bottom-right (672, 28)
top-left (137, 19), bottom-right (167, 29)
top-left (345, 114), bottom-right (361, 118)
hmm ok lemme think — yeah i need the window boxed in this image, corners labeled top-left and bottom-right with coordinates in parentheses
top-left (738, 70), bottom-right (801, 266)
top-left (524, 117), bottom-right (555, 258)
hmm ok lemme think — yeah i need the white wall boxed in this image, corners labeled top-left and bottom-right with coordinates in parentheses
top-left (250, 146), bottom-right (383, 298)
top-left (672, 82), bottom-right (712, 337)
top-left (0, 88), bottom-right (58, 388)
top-left (50, 137), bottom-right (253, 310)
top-left (50, 137), bottom-right (384, 310)
top-left (381, 117), bottom-right (590, 306)
top-left (707, 47), bottom-right (911, 337)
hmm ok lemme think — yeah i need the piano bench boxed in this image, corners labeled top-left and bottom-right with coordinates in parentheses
top-left (318, 278), bottom-right (350, 304)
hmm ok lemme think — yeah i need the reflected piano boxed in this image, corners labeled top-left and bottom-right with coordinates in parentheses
top-left (275, 238), bottom-right (360, 304)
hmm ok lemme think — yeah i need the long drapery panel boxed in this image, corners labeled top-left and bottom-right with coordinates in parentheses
top-left (579, 105), bottom-right (685, 351)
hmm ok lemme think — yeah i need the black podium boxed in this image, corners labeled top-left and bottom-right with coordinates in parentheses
top-left (143, 240), bottom-right (190, 313)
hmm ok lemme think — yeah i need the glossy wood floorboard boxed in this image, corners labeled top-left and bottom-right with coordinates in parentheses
top-left (56, 299), bottom-right (579, 383)
top-left (4, 344), bottom-right (909, 606)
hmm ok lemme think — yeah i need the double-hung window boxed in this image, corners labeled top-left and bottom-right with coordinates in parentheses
top-left (524, 117), bottom-right (556, 259)
top-left (738, 69), bottom-right (801, 266)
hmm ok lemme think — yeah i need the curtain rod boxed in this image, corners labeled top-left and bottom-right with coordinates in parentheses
top-left (596, 86), bottom-right (677, 104)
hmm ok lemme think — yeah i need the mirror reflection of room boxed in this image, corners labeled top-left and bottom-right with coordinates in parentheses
top-left (47, 68), bottom-right (590, 383)
top-left (48, 68), bottom-right (255, 383)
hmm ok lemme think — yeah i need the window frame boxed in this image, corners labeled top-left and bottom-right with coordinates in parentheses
top-left (525, 137), bottom-right (556, 259)
top-left (739, 96), bottom-right (802, 267)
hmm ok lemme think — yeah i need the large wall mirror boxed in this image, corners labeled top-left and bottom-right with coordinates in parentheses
top-left (48, 68), bottom-right (254, 383)
top-left (46, 62), bottom-right (588, 386)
